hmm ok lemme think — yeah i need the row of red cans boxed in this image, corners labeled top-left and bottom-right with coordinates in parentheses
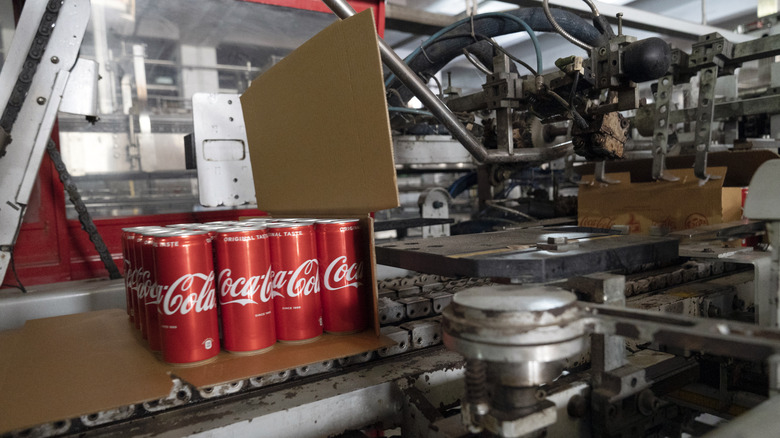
top-left (121, 218), bottom-right (367, 365)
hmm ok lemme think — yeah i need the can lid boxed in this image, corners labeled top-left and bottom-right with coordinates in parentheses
top-left (204, 221), bottom-right (239, 225)
top-left (242, 218), bottom-right (272, 222)
top-left (123, 226), bottom-right (164, 232)
top-left (138, 228), bottom-right (175, 236)
top-left (316, 219), bottom-right (360, 224)
top-left (218, 225), bottom-right (267, 233)
top-left (195, 224), bottom-right (231, 231)
top-left (155, 229), bottom-right (210, 237)
top-left (165, 223), bottom-right (202, 229)
top-left (267, 222), bottom-right (311, 229)
top-left (275, 218), bottom-right (318, 223)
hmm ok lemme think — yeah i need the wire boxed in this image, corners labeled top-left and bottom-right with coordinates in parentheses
top-left (462, 48), bottom-right (493, 75)
top-left (429, 74), bottom-right (444, 98)
top-left (485, 200), bottom-right (537, 221)
top-left (386, 12), bottom-right (543, 87)
top-left (388, 106), bottom-right (434, 117)
top-left (569, 71), bottom-right (580, 108)
top-left (542, 0), bottom-right (593, 52)
top-left (546, 88), bottom-right (589, 129)
top-left (581, 0), bottom-right (600, 16)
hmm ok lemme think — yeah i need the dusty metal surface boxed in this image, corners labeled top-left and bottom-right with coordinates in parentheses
top-left (376, 228), bottom-right (678, 282)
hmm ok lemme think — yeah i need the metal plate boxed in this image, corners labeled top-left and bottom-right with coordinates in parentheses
top-left (376, 228), bottom-right (678, 282)
top-left (191, 93), bottom-right (256, 207)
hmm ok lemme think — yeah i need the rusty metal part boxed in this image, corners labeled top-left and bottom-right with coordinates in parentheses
top-left (572, 111), bottom-right (629, 160)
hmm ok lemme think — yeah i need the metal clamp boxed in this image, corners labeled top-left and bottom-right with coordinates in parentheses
top-left (651, 75), bottom-right (679, 182)
top-left (693, 66), bottom-right (721, 182)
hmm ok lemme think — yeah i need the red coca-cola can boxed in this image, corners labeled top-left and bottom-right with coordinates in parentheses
top-left (135, 228), bottom-right (171, 339)
top-left (123, 226), bottom-right (160, 328)
top-left (316, 219), bottom-right (368, 333)
top-left (138, 229), bottom-right (172, 351)
top-left (268, 222), bottom-right (322, 342)
top-left (215, 226), bottom-right (276, 353)
top-left (121, 228), bottom-right (137, 321)
top-left (155, 230), bottom-right (220, 365)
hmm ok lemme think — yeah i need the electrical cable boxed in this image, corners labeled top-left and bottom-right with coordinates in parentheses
top-left (429, 74), bottom-right (444, 98)
top-left (569, 71), bottom-right (580, 108)
top-left (546, 88), bottom-right (589, 129)
top-left (386, 11), bottom-right (543, 87)
top-left (542, 0), bottom-right (593, 52)
top-left (462, 48), bottom-right (493, 75)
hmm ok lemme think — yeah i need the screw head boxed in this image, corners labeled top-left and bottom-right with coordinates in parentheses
top-left (36, 97), bottom-right (46, 105)
top-left (50, 56), bottom-right (59, 64)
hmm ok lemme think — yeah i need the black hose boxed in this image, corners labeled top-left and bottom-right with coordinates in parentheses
top-left (387, 7), bottom-right (606, 107)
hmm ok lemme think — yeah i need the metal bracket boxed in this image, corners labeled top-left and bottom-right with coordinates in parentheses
top-left (595, 160), bottom-right (620, 184)
top-left (651, 75), bottom-right (679, 182)
top-left (191, 93), bottom-right (257, 207)
top-left (693, 66), bottom-right (721, 182)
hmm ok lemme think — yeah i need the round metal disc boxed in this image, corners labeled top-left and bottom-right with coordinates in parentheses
top-left (453, 284), bottom-right (576, 313)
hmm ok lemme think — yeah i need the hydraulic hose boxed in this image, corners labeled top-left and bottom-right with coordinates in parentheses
top-left (386, 7), bottom-right (605, 107)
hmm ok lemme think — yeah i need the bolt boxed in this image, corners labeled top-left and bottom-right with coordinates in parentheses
top-left (432, 201), bottom-right (444, 209)
top-left (616, 13), bottom-right (624, 35)
top-left (36, 97), bottom-right (46, 105)
top-left (547, 236), bottom-right (567, 244)
top-left (50, 56), bottom-right (59, 64)
top-left (599, 47), bottom-right (607, 56)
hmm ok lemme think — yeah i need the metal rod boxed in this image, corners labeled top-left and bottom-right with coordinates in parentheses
top-left (321, 0), bottom-right (556, 163)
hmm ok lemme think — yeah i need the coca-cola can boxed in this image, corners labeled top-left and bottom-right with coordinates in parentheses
top-left (215, 226), bottom-right (276, 353)
top-left (155, 230), bottom-right (220, 365)
top-left (139, 229), bottom-right (172, 351)
top-left (316, 219), bottom-right (368, 333)
top-left (267, 222), bottom-right (322, 343)
top-left (121, 228), bottom-right (137, 321)
top-left (134, 228), bottom-right (168, 339)
top-left (123, 226), bottom-right (161, 328)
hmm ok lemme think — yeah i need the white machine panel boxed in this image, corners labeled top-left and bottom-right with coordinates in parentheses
top-left (192, 93), bottom-right (257, 207)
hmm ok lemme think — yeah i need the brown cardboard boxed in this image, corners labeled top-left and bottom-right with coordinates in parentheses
top-left (579, 167), bottom-right (729, 233)
top-left (241, 9), bottom-right (399, 216)
top-left (578, 149), bottom-right (778, 234)
top-left (0, 310), bottom-right (395, 433)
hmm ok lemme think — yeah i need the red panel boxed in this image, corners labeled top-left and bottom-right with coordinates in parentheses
top-left (240, 0), bottom-right (385, 36)
top-left (67, 209), bottom-right (266, 281)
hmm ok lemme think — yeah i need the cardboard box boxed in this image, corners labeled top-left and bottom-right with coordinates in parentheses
top-left (578, 150), bottom-right (778, 234)
top-left (0, 10), bottom-right (399, 434)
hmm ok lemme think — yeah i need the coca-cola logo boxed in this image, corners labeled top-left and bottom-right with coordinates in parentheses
top-left (323, 256), bottom-right (363, 292)
top-left (218, 265), bottom-right (274, 306)
top-left (271, 259), bottom-right (319, 298)
top-left (160, 272), bottom-right (217, 315)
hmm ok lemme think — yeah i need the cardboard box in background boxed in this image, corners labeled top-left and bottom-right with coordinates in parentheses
top-left (0, 10), bottom-right (399, 434)
top-left (578, 150), bottom-right (778, 234)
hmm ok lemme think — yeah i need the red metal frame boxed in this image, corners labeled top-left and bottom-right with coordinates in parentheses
top-left (3, 0), bottom-right (384, 288)
top-left (241, 0), bottom-right (385, 36)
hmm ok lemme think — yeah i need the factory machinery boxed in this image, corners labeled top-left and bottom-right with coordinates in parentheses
top-left (3, 0), bottom-right (780, 437)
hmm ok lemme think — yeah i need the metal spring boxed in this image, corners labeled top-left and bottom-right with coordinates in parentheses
top-left (465, 359), bottom-right (487, 404)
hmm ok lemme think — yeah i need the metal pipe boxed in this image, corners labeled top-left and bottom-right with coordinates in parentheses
top-left (321, 0), bottom-right (554, 163)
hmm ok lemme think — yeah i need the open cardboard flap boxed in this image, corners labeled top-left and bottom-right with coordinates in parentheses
top-left (0, 10), bottom-right (399, 433)
top-left (241, 9), bottom-right (398, 216)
